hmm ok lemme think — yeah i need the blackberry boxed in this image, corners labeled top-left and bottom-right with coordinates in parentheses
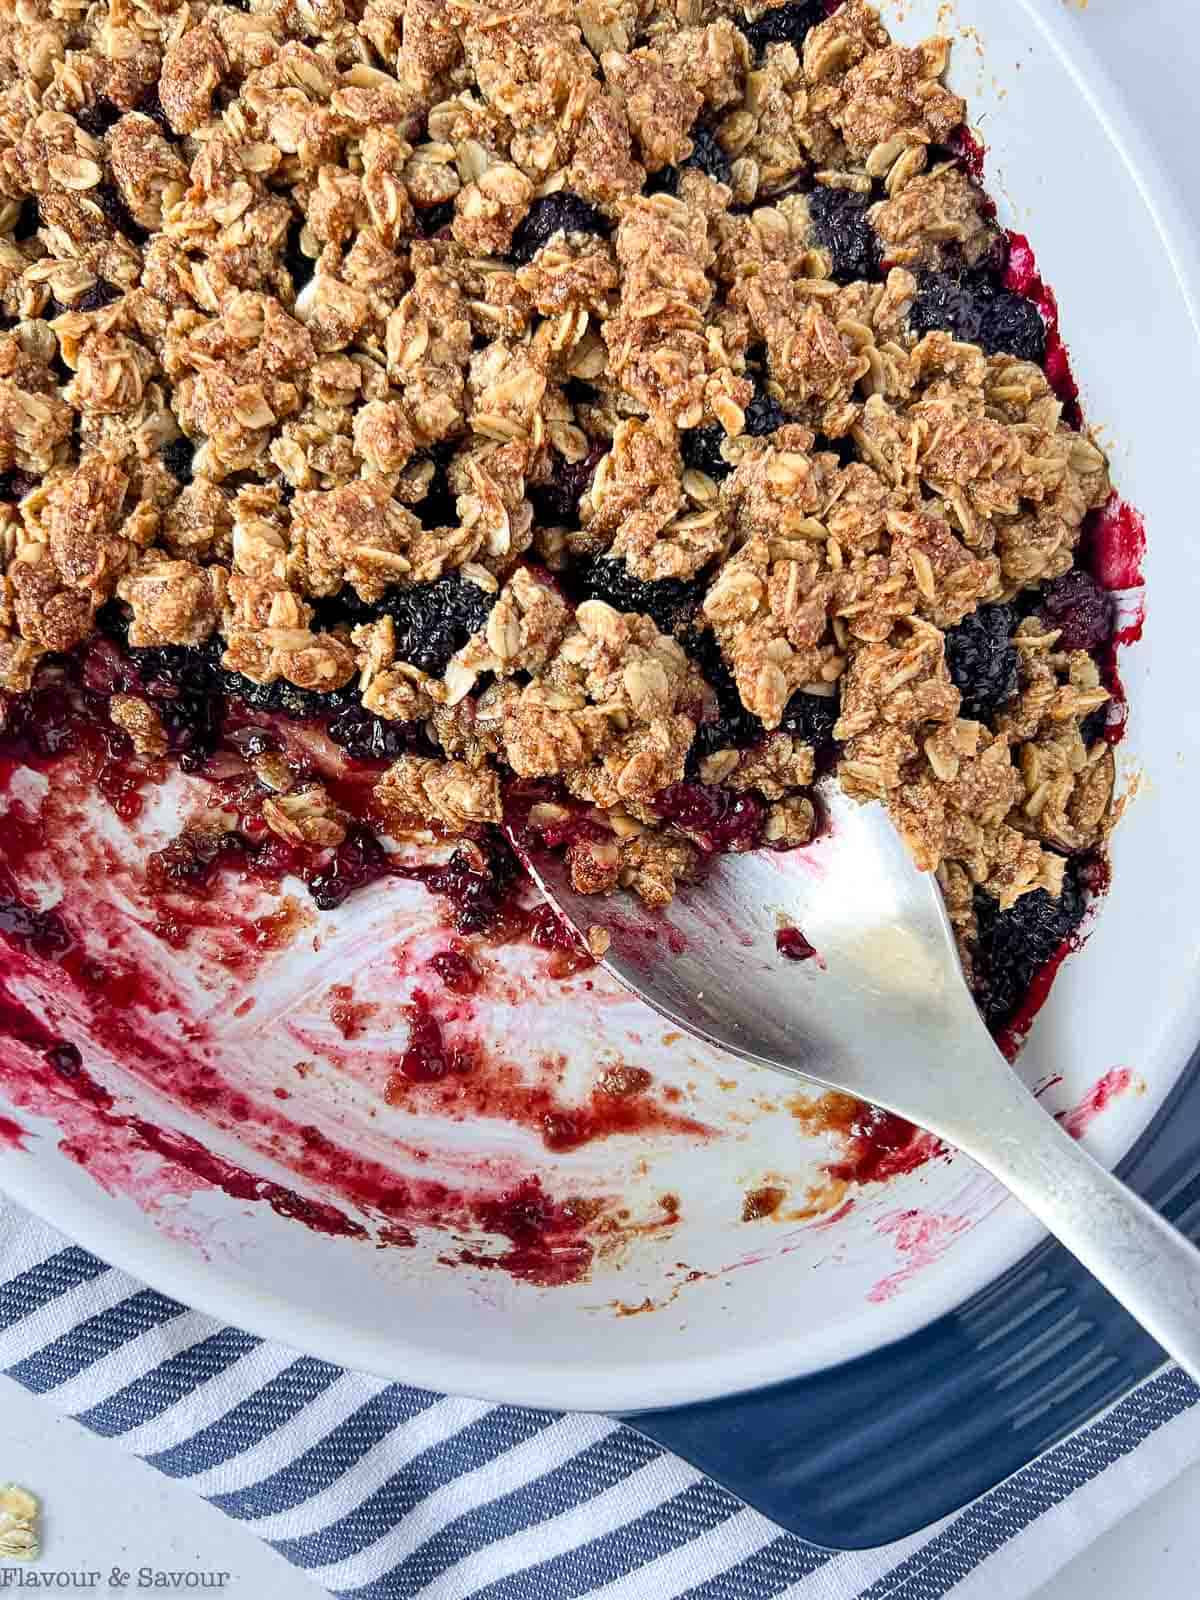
top-left (648, 122), bottom-right (732, 195)
top-left (306, 824), bottom-right (392, 911)
top-left (1079, 704), bottom-right (1110, 746)
top-left (528, 445), bottom-right (603, 530)
top-left (75, 278), bottom-right (121, 313)
top-left (412, 440), bottom-right (458, 530)
top-left (943, 603), bottom-right (1018, 722)
top-left (680, 365), bottom-right (783, 478)
top-left (161, 434), bottom-right (195, 485)
top-left (402, 832), bottom-right (522, 934)
top-left (92, 182), bottom-right (148, 246)
top-left (909, 270), bottom-right (1046, 363)
top-left (127, 642), bottom-right (225, 769)
top-left (684, 124), bottom-right (733, 187)
top-left (417, 199), bottom-right (456, 238)
top-left (327, 703), bottom-right (430, 763)
top-left (778, 687), bottom-right (840, 749)
top-left (275, 679), bottom-right (360, 719)
top-left (574, 556), bottom-right (704, 635)
top-left (133, 84), bottom-right (173, 137)
top-left (1038, 569), bottom-right (1114, 654)
top-left (0, 469), bottom-right (40, 503)
top-left (75, 99), bottom-right (122, 138)
top-left (509, 193), bottom-right (609, 267)
top-left (972, 868), bottom-right (1085, 1032)
top-left (682, 626), bottom-right (764, 773)
top-left (655, 782), bottom-right (765, 853)
top-left (220, 672), bottom-right (278, 713)
top-left (130, 640), bottom-right (222, 696)
top-left (220, 670), bottom-right (360, 721)
top-left (807, 185), bottom-right (879, 285)
top-left (680, 423), bottom-right (732, 480)
top-left (362, 573), bottom-right (495, 677)
top-left (743, 364), bottom-right (785, 437)
top-left (739, 0), bottom-right (826, 58)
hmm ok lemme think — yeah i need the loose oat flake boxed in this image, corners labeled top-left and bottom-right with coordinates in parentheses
top-left (0, 1483), bottom-right (40, 1562)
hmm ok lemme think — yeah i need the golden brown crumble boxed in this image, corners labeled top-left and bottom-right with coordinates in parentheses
top-left (0, 0), bottom-right (1116, 921)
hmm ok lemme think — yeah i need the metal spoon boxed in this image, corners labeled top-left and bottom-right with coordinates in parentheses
top-left (522, 782), bottom-right (1200, 1382)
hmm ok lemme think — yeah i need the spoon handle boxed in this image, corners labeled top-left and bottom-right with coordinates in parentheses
top-left (934, 1046), bottom-right (1200, 1384)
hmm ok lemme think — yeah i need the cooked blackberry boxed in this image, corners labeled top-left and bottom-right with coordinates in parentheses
top-left (972, 868), bottom-right (1086, 1032)
top-left (327, 704), bottom-right (432, 763)
top-left (648, 122), bottom-right (733, 195)
top-left (0, 469), bottom-right (40, 503)
top-left (363, 573), bottom-right (496, 676)
top-left (131, 640), bottom-right (222, 697)
top-left (123, 642), bottom-right (224, 769)
top-left (740, 0), bottom-right (825, 58)
top-left (943, 603), bottom-right (1018, 722)
top-left (909, 270), bottom-right (1046, 363)
top-left (1039, 569), bottom-right (1114, 653)
top-left (75, 98), bottom-right (122, 138)
top-left (743, 365), bottom-right (785, 436)
top-left (778, 687), bottom-right (840, 749)
top-left (91, 182), bottom-right (148, 246)
top-left (412, 440), bottom-right (459, 530)
top-left (220, 670), bottom-right (360, 720)
top-left (75, 278), bottom-right (121, 313)
top-left (682, 625), bottom-right (764, 773)
top-left (509, 193), bottom-right (609, 266)
top-left (529, 446), bottom-right (603, 530)
top-left (133, 83), bottom-right (173, 136)
top-left (680, 423), bottom-right (733, 480)
top-left (680, 367), bottom-right (783, 477)
top-left (575, 557), bottom-right (704, 634)
top-left (807, 185), bottom-right (879, 285)
top-left (275, 680), bottom-right (360, 719)
top-left (306, 823), bottom-right (392, 911)
top-left (161, 435), bottom-right (195, 484)
top-left (417, 199), bottom-right (456, 238)
top-left (1079, 704), bottom-right (1110, 746)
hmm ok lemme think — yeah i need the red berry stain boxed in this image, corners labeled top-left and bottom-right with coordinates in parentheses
top-left (526, 902), bottom-right (595, 978)
top-left (386, 991), bottom-right (478, 1088)
top-left (1003, 231), bottom-right (1080, 426)
top-left (458, 1179), bottom-right (596, 1286)
top-left (949, 124), bottom-right (987, 186)
top-left (1080, 494), bottom-right (1148, 746)
top-left (993, 934), bottom-right (1080, 1063)
top-left (329, 984), bottom-right (378, 1041)
top-left (820, 1099), bottom-right (942, 1186)
top-left (428, 948), bottom-right (478, 994)
top-left (1085, 495), bottom-right (1147, 593)
top-left (776, 926), bottom-right (817, 962)
top-left (0, 1114), bottom-right (28, 1151)
top-left (1058, 1067), bottom-right (1134, 1141)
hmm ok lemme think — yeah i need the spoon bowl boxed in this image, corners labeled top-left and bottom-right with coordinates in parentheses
top-left (522, 782), bottom-right (1200, 1383)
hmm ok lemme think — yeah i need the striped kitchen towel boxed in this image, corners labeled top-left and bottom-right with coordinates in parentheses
top-left (2, 1198), bottom-right (1199, 1600)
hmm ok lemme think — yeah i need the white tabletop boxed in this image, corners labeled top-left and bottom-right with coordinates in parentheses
top-left (1, 1), bottom-right (1197, 1596)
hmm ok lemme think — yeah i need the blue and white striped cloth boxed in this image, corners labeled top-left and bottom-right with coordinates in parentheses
top-left (2, 1199), bottom-right (1199, 1600)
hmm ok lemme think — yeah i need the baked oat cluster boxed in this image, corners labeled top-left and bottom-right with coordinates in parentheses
top-left (0, 0), bottom-right (1117, 934)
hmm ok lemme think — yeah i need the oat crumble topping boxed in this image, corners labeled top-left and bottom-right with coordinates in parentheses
top-left (0, 0), bottom-right (1118, 978)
